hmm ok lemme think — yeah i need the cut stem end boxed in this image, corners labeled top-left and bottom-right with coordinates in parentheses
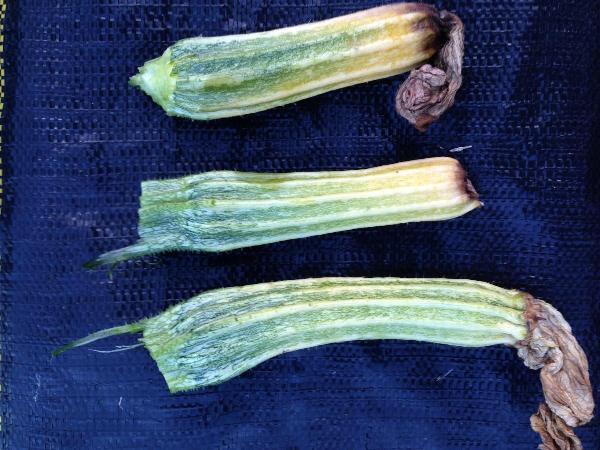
top-left (130, 50), bottom-right (175, 111)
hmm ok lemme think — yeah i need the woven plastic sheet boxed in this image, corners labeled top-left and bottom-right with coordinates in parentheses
top-left (1, 1), bottom-right (599, 449)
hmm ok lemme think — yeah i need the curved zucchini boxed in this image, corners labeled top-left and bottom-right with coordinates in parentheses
top-left (53, 277), bottom-right (594, 447)
top-left (54, 278), bottom-right (527, 390)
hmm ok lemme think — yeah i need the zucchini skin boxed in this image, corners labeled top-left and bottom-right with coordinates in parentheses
top-left (52, 277), bottom-right (528, 392)
top-left (52, 278), bottom-right (593, 442)
top-left (87, 157), bottom-right (481, 267)
top-left (130, 3), bottom-right (444, 119)
top-left (143, 278), bottom-right (527, 392)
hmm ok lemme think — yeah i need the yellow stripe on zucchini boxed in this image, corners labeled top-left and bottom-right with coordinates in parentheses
top-left (130, 4), bottom-right (446, 119)
top-left (86, 157), bottom-right (480, 267)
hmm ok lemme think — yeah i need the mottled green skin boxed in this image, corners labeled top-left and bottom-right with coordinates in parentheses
top-left (130, 4), bottom-right (441, 119)
top-left (52, 278), bottom-right (529, 392)
top-left (89, 157), bottom-right (480, 266)
top-left (139, 278), bottom-right (528, 392)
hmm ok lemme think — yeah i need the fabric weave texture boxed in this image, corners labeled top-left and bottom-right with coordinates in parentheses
top-left (0, 1), bottom-right (599, 449)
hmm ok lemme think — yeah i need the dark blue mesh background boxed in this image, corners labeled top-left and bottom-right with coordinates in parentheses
top-left (1, 1), bottom-right (599, 449)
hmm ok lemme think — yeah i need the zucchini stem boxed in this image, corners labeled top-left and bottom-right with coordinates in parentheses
top-left (84, 241), bottom-right (158, 268)
top-left (51, 321), bottom-right (146, 357)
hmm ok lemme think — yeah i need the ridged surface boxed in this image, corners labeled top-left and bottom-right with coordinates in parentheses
top-left (91, 157), bottom-right (481, 265)
top-left (131, 4), bottom-right (442, 119)
top-left (4, 0), bottom-right (599, 448)
top-left (141, 278), bottom-right (528, 392)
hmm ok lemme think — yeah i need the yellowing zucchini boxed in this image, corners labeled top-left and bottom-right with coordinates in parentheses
top-left (130, 3), bottom-right (455, 120)
top-left (86, 157), bottom-right (480, 267)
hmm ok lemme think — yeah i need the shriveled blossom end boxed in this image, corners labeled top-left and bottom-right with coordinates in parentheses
top-left (396, 11), bottom-right (464, 131)
top-left (531, 404), bottom-right (583, 450)
top-left (517, 296), bottom-right (594, 428)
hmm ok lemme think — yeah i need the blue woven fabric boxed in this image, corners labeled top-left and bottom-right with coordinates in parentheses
top-left (1, 1), bottom-right (599, 449)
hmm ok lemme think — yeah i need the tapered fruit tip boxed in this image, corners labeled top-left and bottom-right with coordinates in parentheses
top-left (129, 50), bottom-right (175, 111)
top-left (51, 345), bottom-right (70, 357)
top-left (83, 258), bottom-right (102, 270)
top-left (129, 73), bottom-right (141, 87)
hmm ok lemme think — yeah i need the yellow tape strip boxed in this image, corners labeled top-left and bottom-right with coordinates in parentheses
top-left (0, 0), bottom-right (5, 216)
top-left (0, 0), bottom-right (5, 435)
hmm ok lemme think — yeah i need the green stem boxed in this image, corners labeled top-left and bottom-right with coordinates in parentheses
top-left (52, 321), bottom-right (146, 356)
top-left (83, 241), bottom-right (160, 268)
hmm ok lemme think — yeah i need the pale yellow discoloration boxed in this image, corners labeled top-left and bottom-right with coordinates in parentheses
top-left (132, 4), bottom-right (442, 120)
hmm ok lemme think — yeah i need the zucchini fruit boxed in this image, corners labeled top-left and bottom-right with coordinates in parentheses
top-left (85, 157), bottom-right (480, 267)
top-left (130, 3), bottom-right (461, 125)
top-left (53, 277), bottom-right (593, 447)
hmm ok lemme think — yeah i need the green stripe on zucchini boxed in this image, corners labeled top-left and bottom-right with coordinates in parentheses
top-left (52, 278), bottom-right (594, 445)
top-left (52, 277), bottom-right (528, 392)
top-left (86, 157), bottom-right (481, 267)
top-left (130, 4), bottom-right (445, 119)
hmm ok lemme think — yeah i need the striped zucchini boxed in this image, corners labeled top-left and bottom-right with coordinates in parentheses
top-left (130, 3), bottom-right (451, 120)
top-left (53, 277), bottom-right (593, 439)
top-left (85, 157), bottom-right (481, 267)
